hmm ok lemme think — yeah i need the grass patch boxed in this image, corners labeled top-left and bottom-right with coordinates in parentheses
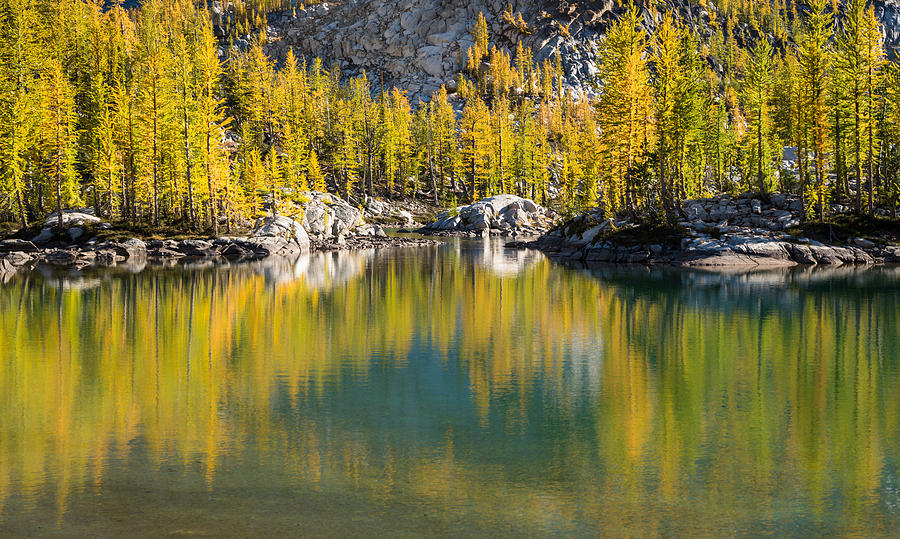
top-left (0, 221), bottom-right (20, 238)
top-left (366, 215), bottom-right (404, 225)
top-left (3, 219), bottom-right (241, 244)
top-left (557, 214), bottom-right (603, 238)
top-left (603, 222), bottom-right (689, 248)
top-left (788, 213), bottom-right (900, 245)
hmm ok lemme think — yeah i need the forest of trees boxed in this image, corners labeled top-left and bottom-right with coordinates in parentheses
top-left (0, 0), bottom-right (899, 234)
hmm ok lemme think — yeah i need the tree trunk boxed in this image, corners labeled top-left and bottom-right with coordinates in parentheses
top-left (207, 131), bottom-right (217, 235)
top-left (152, 80), bottom-right (159, 226)
top-left (427, 118), bottom-right (439, 205)
top-left (17, 189), bottom-right (27, 229)
top-left (364, 98), bottom-right (374, 196)
top-left (183, 106), bottom-right (195, 228)
top-left (56, 108), bottom-right (63, 231)
top-left (855, 89), bottom-right (862, 212)
top-left (867, 72), bottom-right (875, 215)
top-left (758, 107), bottom-right (765, 195)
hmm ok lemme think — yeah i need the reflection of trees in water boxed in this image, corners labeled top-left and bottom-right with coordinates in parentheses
top-left (583, 265), bottom-right (900, 317)
top-left (0, 249), bottom-right (604, 523)
top-left (0, 258), bottom-right (897, 534)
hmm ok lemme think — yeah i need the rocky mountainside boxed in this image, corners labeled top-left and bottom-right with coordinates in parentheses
top-left (262, 0), bottom-right (900, 102)
top-left (264, 0), bottom-right (665, 101)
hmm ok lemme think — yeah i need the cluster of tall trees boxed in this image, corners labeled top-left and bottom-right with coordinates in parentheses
top-left (593, 0), bottom-right (897, 220)
top-left (0, 0), bottom-right (898, 233)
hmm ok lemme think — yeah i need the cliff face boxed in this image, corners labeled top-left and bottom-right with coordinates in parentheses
top-left (263, 0), bottom-right (617, 100)
top-left (262, 0), bottom-right (900, 102)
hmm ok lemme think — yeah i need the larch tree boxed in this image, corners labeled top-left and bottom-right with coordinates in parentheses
top-left (0, 0), bottom-right (41, 227)
top-left (196, 14), bottom-right (230, 233)
top-left (596, 7), bottom-right (651, 213)
top-left (136, 0), bottom-right (174, 225)
top-left (42, 59), bottom-right (80, 229)
top-left (307, 149), bottom-right (326, 193)
top-left (796, 0), bottom-right (832, 221)
top-left (860, 4), bottom-right (885, 214)
top-left (172, 10), bottom-right (199, 226)
top-left (741, 37), bottom-right (777, 195)
top-left (460, 96), bottom-right (492, 201)
top-left (836, 0), bottom-right (866, 212)
top-left (650, 14), bottom-right (683, 216)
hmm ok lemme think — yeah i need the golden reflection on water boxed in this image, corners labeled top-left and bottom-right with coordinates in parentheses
top-left (0, 241), bottom-right (898, 535)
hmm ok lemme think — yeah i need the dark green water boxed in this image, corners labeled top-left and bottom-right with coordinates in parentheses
top-left (0, 239), bottom-right (898, 536)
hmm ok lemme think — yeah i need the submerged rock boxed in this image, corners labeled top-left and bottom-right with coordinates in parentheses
top-left (44, 250), bottom-right (79, 266)
top-left (3, 251), bottom-right (34, 266)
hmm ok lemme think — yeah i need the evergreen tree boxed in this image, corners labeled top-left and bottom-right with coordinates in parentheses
top-left (860, 4), bottom-right (886, 213)
top-left (596, 7), bottom-right (651, 213)
top-left (742, 38), bottom-right (777, 194)
top-left (796, 0), bottom-right (832, 221)
top-left (42, 58), bottom-right (80, 228)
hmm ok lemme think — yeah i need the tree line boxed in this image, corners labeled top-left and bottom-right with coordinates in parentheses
top-left (0, 0), bottom-right (898, 234)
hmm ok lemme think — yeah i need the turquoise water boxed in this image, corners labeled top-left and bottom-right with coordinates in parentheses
top-left (0, 240), bottom-right (898, 536)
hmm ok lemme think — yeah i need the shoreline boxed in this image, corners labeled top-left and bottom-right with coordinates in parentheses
top-left (0, 233), bottom-right (440, 278)
top-left (522, 235), bottom-right (900, 268)
top-left (6, 192), bottom-right (900, 275)
top-left (520, 193), bottom-right (900, 268)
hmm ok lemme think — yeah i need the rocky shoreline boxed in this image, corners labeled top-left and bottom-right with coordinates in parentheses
top-left (0, 231), bottom-right (439, 278)
top-left (521, 193), bottom-right (900, 267)
top-left (8, 192), bottom-right (900, 277)
top-left (0, 191), bottom-right (441, 278)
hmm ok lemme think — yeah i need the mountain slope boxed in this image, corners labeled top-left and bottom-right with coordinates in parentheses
top-left (261, 0), bottom-right (900, 102)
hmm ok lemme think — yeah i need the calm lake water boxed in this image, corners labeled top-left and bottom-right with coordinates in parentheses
top-left (0, 239), bottom-right (898, 537)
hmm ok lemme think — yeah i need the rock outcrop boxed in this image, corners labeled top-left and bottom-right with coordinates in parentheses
top-left (260, 0), bottom-right (900, 104)
top-left (0, 200), bottom-right (437, 276)
top-left (43, 209), bottom-right (103, 228)
top-left (529, 193), bottom-right (900, 267)
top-left (30, 209), bottom-right (112, 245)
top-left (290, 191), bottom-right (367, 241)
top-left (247, 215), bottom-right (312, 255)
top-left (262, 0), bottom-right (615, 102)
top-left (362, 195), bottom-right (419, 227)
top-left (420, 194), bottom-right (554, 236)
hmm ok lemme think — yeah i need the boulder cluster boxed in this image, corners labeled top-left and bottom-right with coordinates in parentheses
top-left (532, 193), bottom-right (900, 267)
top-left (0, 191), bottom-right (434, 277)
top-left (0, 228), bottom-right (304, 277)
top-left (293, 191), bottom-right (366, 241)
top-left (420, 194), bottom-right (554, 236)
top-left (362, 195), bottom-right (419, 227)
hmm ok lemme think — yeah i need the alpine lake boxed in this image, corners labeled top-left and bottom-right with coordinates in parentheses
top-left (0, 237), bottom-right (898, 537)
